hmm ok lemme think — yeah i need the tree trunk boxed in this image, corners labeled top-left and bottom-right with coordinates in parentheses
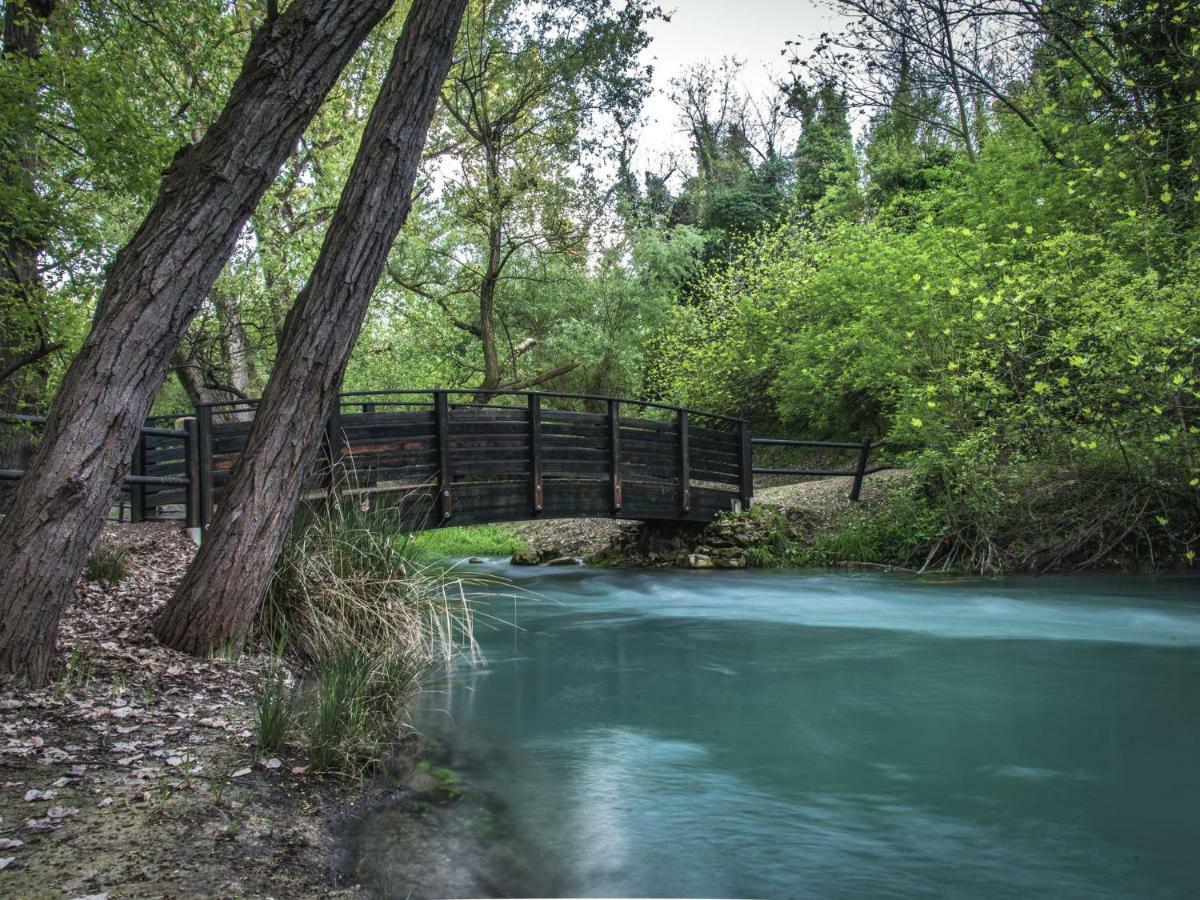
top-left (0, 0), bottom-right (397, 687)
top-left (155, 0), bottom-right (469, 657)
top-left (0, 1), bottom-right (56, 515)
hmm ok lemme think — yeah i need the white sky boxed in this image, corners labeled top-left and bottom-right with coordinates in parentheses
top-left (634, 0), bottom-right (842, 167)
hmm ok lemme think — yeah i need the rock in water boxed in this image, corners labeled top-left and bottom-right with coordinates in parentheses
top-left (687, 553), bottom-right (716, 569)
top-left (545, 556), bottom-right (585, 567)
top-left (510, 549), bottom-right (541, 566)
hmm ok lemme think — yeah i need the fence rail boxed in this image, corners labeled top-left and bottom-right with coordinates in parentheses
top-left (750, 436), bottom-right (886, 502)
top-left (0, 413), bottom-right (197, 526)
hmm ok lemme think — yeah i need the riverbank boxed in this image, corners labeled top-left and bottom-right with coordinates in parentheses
top-left (0, 524), bottom-right (374, 897)
top-left (507, 470), bottom-right (917, 570)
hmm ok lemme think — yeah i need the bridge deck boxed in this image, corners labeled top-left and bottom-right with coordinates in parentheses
top-left (198, 389), bottom-right (753, 529)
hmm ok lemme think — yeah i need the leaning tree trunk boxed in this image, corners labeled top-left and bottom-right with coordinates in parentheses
top-left (0, 0), bottom-right (397, 687)
top-left (155, 0), bottom-right (469, 656)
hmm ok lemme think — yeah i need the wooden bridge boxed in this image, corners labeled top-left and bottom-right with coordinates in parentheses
top-left (2, 389), bottom-right (884, 533)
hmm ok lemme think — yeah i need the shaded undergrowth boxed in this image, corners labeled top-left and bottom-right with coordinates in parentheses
top-left (253, 495), bottom-right (502, 776)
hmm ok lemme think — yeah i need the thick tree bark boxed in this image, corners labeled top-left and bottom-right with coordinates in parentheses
top-left (155, 0), bottom-right (469, 656)
top-left (0, 0), bottom-right (397, 687)
top-left (0, 1), bottom-right (56, 514)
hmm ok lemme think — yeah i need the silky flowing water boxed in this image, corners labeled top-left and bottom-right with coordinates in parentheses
top-left (347, 566), bottom-right (1200, 898)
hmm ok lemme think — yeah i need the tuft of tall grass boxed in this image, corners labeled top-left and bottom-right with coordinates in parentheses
top-left (85, 543), bottom-right (128, 586)
top-left (261, 492), bottom-right (491, 775)
top-left (255, 660), bottom-right (298, 757)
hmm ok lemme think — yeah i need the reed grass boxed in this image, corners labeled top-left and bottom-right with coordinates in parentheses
top-left (259, 489), bottom-right (492, 775)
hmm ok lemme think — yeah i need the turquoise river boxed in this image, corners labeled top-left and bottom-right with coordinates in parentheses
top-left (347, 566), bottom-right (1200, 899)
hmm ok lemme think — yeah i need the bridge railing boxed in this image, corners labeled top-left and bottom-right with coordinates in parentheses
top-left (750, 437), bottom-right (888, 502)
top-left (197, 388), bottom-right (752, 528)
top-left (1, 412), bottom-right (197, 525)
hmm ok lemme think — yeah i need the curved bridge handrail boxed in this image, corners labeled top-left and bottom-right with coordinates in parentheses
top-left (197, 387), bottom-right (746, 428)
top-left (190, 387), bottom-right (753, 531)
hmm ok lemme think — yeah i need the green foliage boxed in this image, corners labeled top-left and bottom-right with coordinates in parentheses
top-left (797, 491), bottom-right (948, 570)
top-left (84, 543), bottom-right (128, 587)
top-left (653, 55), bottom-right (1200, 569)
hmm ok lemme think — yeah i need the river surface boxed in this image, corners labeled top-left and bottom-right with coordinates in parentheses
top-left (348, 566), bottom-right (1200, 899)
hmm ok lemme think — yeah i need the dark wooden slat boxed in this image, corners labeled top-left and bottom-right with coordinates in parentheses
top-left (434, 389), bottom-right (452, 522)
top-left (529, 393), bottom-right (544, 515)
top-left (609, 399), bottom-right (622, 511)
top-left (739, 420), bottom-right (753, 510)
top-left (678, 409), bottom-right (690, 515)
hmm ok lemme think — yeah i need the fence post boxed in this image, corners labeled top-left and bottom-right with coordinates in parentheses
top-left (197, 404), bottom-right (214, 531)
top-left (849, 435), bottom-right (872, 502)
top-left (434, 389), bottom-right (452, 521)
top-left (183, 417), bottom-right (201, 539)
top-left (528, 393), bottom-right (543, 515)
top-left (323, 397), bottom-right (345, 488)
top-left (677, 409), bottom-right (690, 515)
top-left (608, 399), bottom-right (622, 512)
top-left (129, 430), bottom-right (146, 523)
top-left (738, 421), bottom-right (753, 511)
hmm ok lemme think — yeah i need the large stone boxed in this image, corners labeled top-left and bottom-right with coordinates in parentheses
top-left (510, 549), bottom-right (541, 566)
top-left (687, 553), bottom-right (716, 569)
top-left (545, 556), bottom-right (585, 567)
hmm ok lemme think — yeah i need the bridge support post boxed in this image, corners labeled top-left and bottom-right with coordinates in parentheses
top-left (183, 417), bottom-right (201, 538)
top-left (129, 430), bottom-right (146, 523)
top-left (434, 389), bottom-right (452, 521)
top-left (197, 404), bottom-right (214, 531)
top-left (738, 420), bottom-right (753, 512)
top-left (677, 409), bottom-right (690, 515)
top-left (529, 393), bottom-right (543, 515)
top-left (608, 399), bottom-right (622, 512)
top-left (323, 402), bottom-right (344, 488)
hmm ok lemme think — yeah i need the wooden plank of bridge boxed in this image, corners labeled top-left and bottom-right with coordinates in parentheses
top-left (738, 420), bottom-right (753, 511)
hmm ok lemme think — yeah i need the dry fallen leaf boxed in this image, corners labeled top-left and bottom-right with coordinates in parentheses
top-left (23, 788), bottom-right (55, 802)
top-left (0, 857), bottom-right (14, 870)
top-left (230, 767), bottom-right (251, 778)
top-left (0, 838), bottom-right (23, 849)
top-left (262, 758), bottom-right (282, 770)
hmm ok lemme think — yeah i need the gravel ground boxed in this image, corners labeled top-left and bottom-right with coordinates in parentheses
top-left (507, 470), bottom-right (915, 563)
